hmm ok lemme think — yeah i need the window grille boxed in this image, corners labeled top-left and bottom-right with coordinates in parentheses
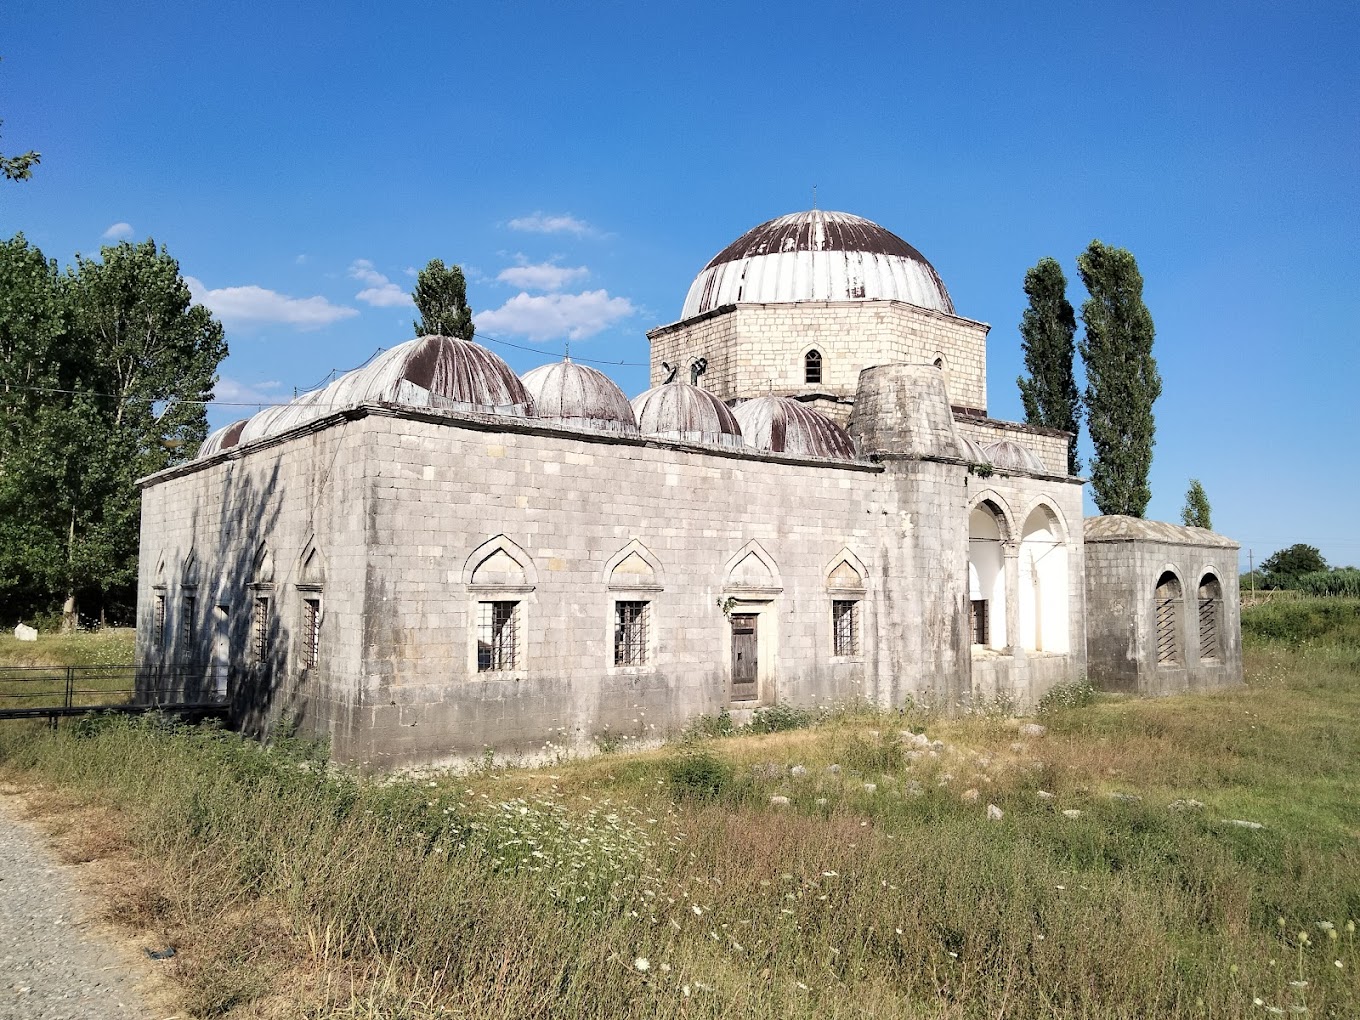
top-left (302, 597), bottom-right (321, 669)
top-left (182, 595), bottom-right (196, 649)
top-left (154, 594), bottom-right (166, 648)
top-left (970, 599), bottom-right (989, 646)
top-left (477, 601), bottom-right (519, 672)
top-left (252, 595), bottom-right (270, 662)
top-left (805, 349), bottom-right (822, 385)
top-left (1197, 576), bottom-right (1222, 660)
top-left (614, 601), bottom-right (649, 666)
top-left (832, 599), bottom-right (858, 656)
top-left (1154, 573), bottom-right (1181, 666)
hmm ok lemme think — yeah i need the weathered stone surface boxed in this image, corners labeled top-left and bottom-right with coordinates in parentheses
top-left (986, 804), bottom-right (1004, 821)
top-left (12, 624), bottom-right (36, 642)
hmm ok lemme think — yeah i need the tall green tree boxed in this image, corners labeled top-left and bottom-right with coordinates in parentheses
top-left (412, 259), bottom-right (474, 340)
top-left (0, 236), bottom-right (226, 626)
top-left (1260, 544), bottom-right (1326, 590)
top-left (1016, 256), bottom-right (1081, 474)
top-left (0, 118), bottom-right (39, 182)
top-left (1077, 240), bottom-right (1161, 517)
top-left (1180, 478), bottom-right (1212, 529)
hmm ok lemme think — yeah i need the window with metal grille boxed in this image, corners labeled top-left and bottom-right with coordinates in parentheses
top-left (182, 595), bottom-right (196, 650)
top-left (833, 599), bottom-right (858, 656)
top-left (805, 349), bottom-right (822, 385)
top-left (477, 601), bottom-right (519, 672)
top-left (251, 595), bottom-right (270, 662)
top-left (1154, 572), bottom-right (1182, 666)
top-left (153, 594), bottom-right (166, 648)
top-left (302, 597), bottom-right (321, 669)
top-left (614, 601), bottom-right (649, 666)
top-left (1197, 575), bottom-right (1222, 661)
top-left (970, 599), bottom-right (989, 646)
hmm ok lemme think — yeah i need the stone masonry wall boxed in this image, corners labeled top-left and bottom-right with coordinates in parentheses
top-left (649, 301), bottom-right (990, 414)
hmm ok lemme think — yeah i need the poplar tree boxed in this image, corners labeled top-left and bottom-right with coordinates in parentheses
top-left (1016, 257), bottom-right (1081, 474)
top-left (1077, 240), bottom-right (1160, 517)
top-left (412, 259), bottom-right (474, 340)
top-left (1180, 479), bottom-right (1212, 530)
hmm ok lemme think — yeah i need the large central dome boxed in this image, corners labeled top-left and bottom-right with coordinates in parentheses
top-left (681, 210), bottom-right (953, 319)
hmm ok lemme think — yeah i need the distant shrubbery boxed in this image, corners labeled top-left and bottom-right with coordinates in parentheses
top-left (1296, 567), bottom-right (1360, 598)
top-left (1241, 597), bottom-right (1360, 647)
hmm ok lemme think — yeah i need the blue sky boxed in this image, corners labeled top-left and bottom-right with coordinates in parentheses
top-left (4, 1), bottom-right (1357, 570)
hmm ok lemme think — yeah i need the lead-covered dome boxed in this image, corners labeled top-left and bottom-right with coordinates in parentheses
top-left (199, 335), bottom-right (532, 457)
top-left (522, 358), bottom-right (638, 434)
top-left (631, 382), bottom-right (744, 448)
top-left (981, 439), bottom-right (1046, 474)
top-left (732, 396), bottom-right (856, 460)
top-left (682, 210), bottom-right (953, 319)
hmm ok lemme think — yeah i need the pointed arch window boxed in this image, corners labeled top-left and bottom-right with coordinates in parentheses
top-left (804, 349), bottom-right (822, 385)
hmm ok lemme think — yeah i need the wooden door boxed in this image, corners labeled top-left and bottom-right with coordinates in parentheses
top-left (731, 614), bottom-right (758, 702)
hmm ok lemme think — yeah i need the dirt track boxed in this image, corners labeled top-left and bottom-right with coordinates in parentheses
top-left (0, 794), bottom-right (157, 1020)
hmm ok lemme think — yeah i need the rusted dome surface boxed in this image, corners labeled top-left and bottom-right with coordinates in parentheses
top-left (199, 418), bottom-right (249, 458)
top-left (521, 359), bottom-right (638, 434)
top-left (682, 210), bottom-right (954, 319)
top-left (199, 336), bottom-right (532, 457)
top-left (732, 396), bottom-right (856, 460)
top-left (981, 439), bottom-right (1046, 474)
top-left (631, 382), bottom-right (744, 448)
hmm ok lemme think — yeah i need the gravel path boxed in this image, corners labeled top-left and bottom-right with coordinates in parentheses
top-left (0, 796), bottom-right (157, 1020)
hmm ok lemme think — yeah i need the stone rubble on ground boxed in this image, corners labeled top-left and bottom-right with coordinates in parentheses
top-left (1108, 792), bottom-right (1142, 803)
top-left (1225, 819), bottom-right (1264, 829)
top-left (789, 765), bottom-right (808, 779)
top-left (1019, 723), bottom-right (1047, 738)
top-left (770, 795), bottom-right (790, 807)
top-left (1062, 809), bottom-right (1082, 819)
top-left (1168, 799), bottom-right (1205, 812)
top-left (986, 804), bottom-right (1004, 821)
top-left (12, 624), bottom-right (37, 642)
top-left (961, 788), bottom-right (980, 803)
top-left (1036, 790), bottom-right (1056, 801)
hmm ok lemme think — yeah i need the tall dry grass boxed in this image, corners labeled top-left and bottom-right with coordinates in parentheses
top-left (0, 604), bottom-right (1356, 1018)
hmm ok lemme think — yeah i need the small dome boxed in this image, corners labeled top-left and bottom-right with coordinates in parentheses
top-left (631, 382), bottom-right (744, 448)
top-left (214, 336), bottom-right (531, 456)
top-left (732, 396), bottom-right (856, 460)
top-left (522, 359), bottom-right (638, 434)
top-left (981, 439), bottom-right (1046, 474)
top-left (956, 434), bottom-right (990, 464)
top-left (682, 209), bottom-right (953, 319)
top-left (199, 418), bottom-right (249, 458)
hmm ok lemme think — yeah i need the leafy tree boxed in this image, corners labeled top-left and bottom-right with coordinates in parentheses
top-left (1077, 240), bottom-right (1161, 517)
top-left (1180, 478), bottom-right (1212, 530)
top-left (1016, 257), bottom-right (1081, 474)
top-left (0, 236), bottom-right (226, 626)
top-left (1260, 544), bottom-right (1327, 591)
top-left (412, 259), bottom-right (474, 340)
top-left (0, 118), bottom-right (39, 182)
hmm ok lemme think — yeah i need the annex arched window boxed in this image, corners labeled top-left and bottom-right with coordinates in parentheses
top-left (804, 349), bottom-right (822, 385)
top-left (297, 546), bottom-right (326, 672)
top-left (1197, 573), bottom-right (1223, 661)
top-left (465, 536), bottom-right (537, 675)
top-left (967, 502), bottom-right (1007, 649)
top-left (1019, 504), bottom-right (1069, 653)
top-left (1155, 571), bottom-right (1183, 666)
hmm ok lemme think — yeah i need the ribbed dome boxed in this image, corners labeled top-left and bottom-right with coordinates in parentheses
top-left (631, 383), bottom-right (744, 448)
top-left (682, 210), bottom-right (953, 319)
top-left (956, 434), bottom-right (990, 465)
top-left (981, 439), bottom-right (1046, 474)
top-left (200, 336), bottom-right (532, 457)
top-left (732, 396), bottom-right (856, 460)
top-left (522, 359), bottom-right (638, 434)
top-left (199, 418), bottom-right (249, 458)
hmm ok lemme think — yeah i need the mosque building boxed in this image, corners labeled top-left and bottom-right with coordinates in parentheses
top-left (136, 210), bottom-right (1242, 768)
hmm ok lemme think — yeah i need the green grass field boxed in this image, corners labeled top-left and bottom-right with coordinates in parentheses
top-left (0, 606), bottom-right (1356, 1018)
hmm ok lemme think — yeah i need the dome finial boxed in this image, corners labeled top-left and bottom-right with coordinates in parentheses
top-left (812, 184), bottom-right (817, 210)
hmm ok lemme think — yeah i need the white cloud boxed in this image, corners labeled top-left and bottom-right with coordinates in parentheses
top-left (476, 289), bottom-right (635, 342)
top-left (507, 212), bottom-right (596, 237)
top-left (404, 266), bottom-right (418, 277)
top-left (349, 259), bottom-right (412, 308)
top-left (214, 377), bottom-right (285, 405)
top-left (185, 276), bottom-right (359, 330)
top-left (102, 222), bottom-right (134, 240)
top-left (496, 261), bottom-right (589, 292)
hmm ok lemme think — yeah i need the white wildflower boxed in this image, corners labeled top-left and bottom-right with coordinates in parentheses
top-left (634, 957), bottom-right (649, 972)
